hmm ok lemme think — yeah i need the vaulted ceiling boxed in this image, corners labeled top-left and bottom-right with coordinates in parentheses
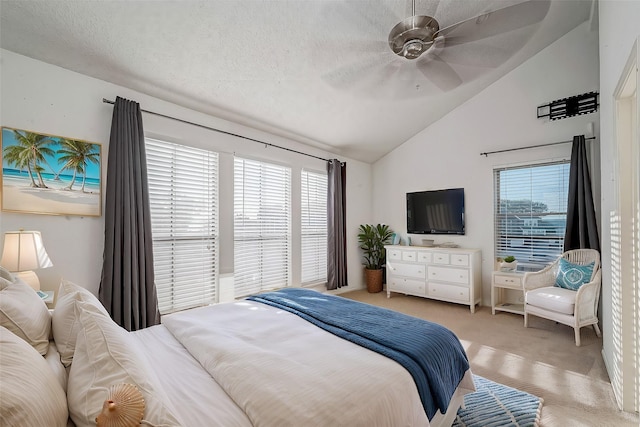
top-left (0, 0), bottom-right (595, 162)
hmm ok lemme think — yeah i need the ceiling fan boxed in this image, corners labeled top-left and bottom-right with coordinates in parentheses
top-left (323, 0), bottom-right (551, 97)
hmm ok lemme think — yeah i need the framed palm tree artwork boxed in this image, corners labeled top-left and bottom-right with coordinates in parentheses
top-left (1, 126), bottom-right (102, 216)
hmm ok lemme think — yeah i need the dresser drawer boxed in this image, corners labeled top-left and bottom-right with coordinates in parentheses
top-left (387, 249), bottom-right (402, 261)
top-left (451, 254), bottom-right (469, 266)
top-left (428, 283), bottom-right (469, 302)
top-left (388, 262), bottom-right (425, 279)
top-left (401, 251), bottom-right (417, 262)
top-left (417, 252), bottom-right (432, 263)
top-left (432, 252), bottom-right (450, 264)
top-left (428, 266), bottom-right (469, 284)
top-left (388, 277), bottom-right (426, 295)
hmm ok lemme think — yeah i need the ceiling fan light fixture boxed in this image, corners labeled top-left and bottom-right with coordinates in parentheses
top-left (388, 15), bottom-right (439, 59)
top-left (402, 40), bottom-right (425, 59)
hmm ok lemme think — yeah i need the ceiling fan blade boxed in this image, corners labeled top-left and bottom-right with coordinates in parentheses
top-left (431, 37), bottom-right (511, 68)
top-left (435, 0), bottom-right (551, 46)
top-left (416, 53), bottom-right (463, 92)
top-left (321, 0), bottom-right (401, 35)
top-left (321, 54), bottom-right (395, 91)
top-left (430, 0), bottom-right (442, 17)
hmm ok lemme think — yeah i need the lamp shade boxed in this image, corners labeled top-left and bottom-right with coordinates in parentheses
top-left (0, 230), bottom-right (53, 272)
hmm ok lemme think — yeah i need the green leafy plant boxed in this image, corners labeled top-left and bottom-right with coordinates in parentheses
top-left (357, 224), bottom-right (394, 270)
top-left (503, 255), bottom-right (516, 263)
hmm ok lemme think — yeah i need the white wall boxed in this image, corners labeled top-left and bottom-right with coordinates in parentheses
top-left (0, 49), bottom-right (372, 295)
top-left (372, 22), bottom-right (600, 305)
top-left (597, 0), bottom-right (640, 412)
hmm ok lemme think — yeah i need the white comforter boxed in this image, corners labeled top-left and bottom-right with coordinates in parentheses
top-left (159, 300), bottom-right (470, 427)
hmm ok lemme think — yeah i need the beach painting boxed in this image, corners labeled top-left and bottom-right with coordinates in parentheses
top-left (1, 126), bottom-right (101, 216)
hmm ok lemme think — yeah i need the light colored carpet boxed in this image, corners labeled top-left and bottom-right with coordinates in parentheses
top-left (340, 290), bottom-right (639, 427)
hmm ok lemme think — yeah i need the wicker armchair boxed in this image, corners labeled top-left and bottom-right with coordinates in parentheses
top-left (523, 249), bottom-right (601, 346)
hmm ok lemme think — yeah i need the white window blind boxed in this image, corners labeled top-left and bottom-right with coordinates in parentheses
top-left (301, 169), bottom-right (327, 284)
top-left (234, 157), bottom-right (291, 297)
top-left (494, 160), bottom-right (570, 269)
top-left (146, 138), bottom-right (218, 314)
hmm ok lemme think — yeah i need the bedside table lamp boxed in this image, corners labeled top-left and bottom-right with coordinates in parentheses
top-left (0, 230), bottom-right (53, 291)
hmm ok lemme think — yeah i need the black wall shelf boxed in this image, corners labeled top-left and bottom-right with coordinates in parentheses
top-left (537, 91), bottom-right (599, 121)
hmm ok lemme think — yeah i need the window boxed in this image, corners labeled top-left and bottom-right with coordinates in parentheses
top-left (494, 160), bottom-right (570, 269)
top-left (234, 157), bottom-right (291, 297)
top-left (301, 169), bottom-right (327, 284)
top-left (146, 138), bottom-right (218, 314)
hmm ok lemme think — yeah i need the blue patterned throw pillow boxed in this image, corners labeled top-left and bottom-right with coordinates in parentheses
top-left (555, 259), bottom-right (595, 290)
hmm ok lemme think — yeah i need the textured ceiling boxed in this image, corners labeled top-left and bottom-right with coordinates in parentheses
top-left (0, 0), bottom-right (594, 163)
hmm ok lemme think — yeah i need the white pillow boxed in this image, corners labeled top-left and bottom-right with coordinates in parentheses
top-left (0, 271), bottom-right (51, 355)
top-left (52, 280), bottom-right (110, 366)
top-left (0, 276), bottom-right (11, 290)
top-left (0, 265), bottom-right (14, 285)
top-left (67, 301), bottom-right (183, 427)
top-left (0, 326), bottom-right (68, 427)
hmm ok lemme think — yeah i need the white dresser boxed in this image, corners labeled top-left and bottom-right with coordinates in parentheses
top-left (385, 245), bottom-right (482, 313)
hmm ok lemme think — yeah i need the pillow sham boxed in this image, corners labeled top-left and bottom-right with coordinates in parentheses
top-left (0, 270), bottom-right (51, 355)
top-left (67, 301), bottom-right (183, 427)
top-left (555, 259), bottom-right (595, 291)
top-left (0, 265), bottom-right (14, 285)
top-left (0, 276), bottom-right (12, 290)
top-left (0, 326), bottom-right (68, 427)
top-left (52, 279), bottom-right (110, 366)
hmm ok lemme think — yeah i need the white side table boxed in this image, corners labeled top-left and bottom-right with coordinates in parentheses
top-left (37, 290), bottom-right (55, 309)
top-left (491, 271), bottom-right (525, 315)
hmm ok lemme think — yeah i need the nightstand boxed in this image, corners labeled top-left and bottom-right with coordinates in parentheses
top-left (491, 271), bottom-right (525, 315)
top-left (38, 290), bottom-right (55, 309)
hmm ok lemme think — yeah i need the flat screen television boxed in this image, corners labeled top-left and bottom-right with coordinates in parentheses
top-left (406, 188), bottom-right (465, 235)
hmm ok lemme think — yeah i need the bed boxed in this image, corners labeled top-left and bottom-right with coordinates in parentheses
top-left (0, 267), bottom-right (475, 427)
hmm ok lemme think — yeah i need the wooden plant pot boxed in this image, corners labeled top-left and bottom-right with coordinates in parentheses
top-left (365, 268), bottom-right (383, 293)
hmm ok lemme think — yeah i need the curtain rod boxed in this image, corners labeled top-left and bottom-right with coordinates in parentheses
top-left (480, 136), bottom-right (596, 157)
top-left (102, 98), bottom-right (333, 162)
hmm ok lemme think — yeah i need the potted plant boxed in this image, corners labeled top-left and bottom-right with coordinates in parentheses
top-left (498, 255), bottom-right (518, 271)
top-left (357, 224), bottom-right (394, 293)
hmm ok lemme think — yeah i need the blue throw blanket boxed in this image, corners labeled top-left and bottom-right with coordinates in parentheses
top-left (247, 288), bottom-right (469, 420)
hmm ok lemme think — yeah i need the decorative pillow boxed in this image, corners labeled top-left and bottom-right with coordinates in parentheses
top-left (0, 326), bottom-right (68, 427)
top-left (0, 265), bottom-right (14, 285)
top-left (45, 341), bottom-right (69, 393)
top-left (67, 301), bottom-right (183, 427)
top-left (0, 267), bottom-right (13, 290)
top-left (555, 259), bottom-right (595, 291)
top-left (0, 276), bottom-right (11, 290)
top-left (52, 280), bottom-right (110, 366)
top-left (0, 270), bottom-right (51, 355)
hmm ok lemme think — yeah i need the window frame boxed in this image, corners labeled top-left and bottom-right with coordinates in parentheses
top-left (233, 156), bottom-right (292, 297)
top-left (493, 158), bottom-right (571, 270)
top-left (145, 137), bottom-right (219, 315)
top-left (300, 168), bottom-right (328, 285)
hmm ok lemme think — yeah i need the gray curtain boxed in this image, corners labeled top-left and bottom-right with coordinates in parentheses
top-left (327, 159), bottom-right (348, 290)
top-left (564, 135), bottom-right (600, 252)
top-left (99, 96), bottom-right (160, 331)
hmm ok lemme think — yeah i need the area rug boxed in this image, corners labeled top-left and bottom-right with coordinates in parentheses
top-left (452, 375), bottom-right (543, 427)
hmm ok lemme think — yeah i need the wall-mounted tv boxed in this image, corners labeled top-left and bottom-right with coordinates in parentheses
top-left (407, 188), bottom-right (465, 235)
